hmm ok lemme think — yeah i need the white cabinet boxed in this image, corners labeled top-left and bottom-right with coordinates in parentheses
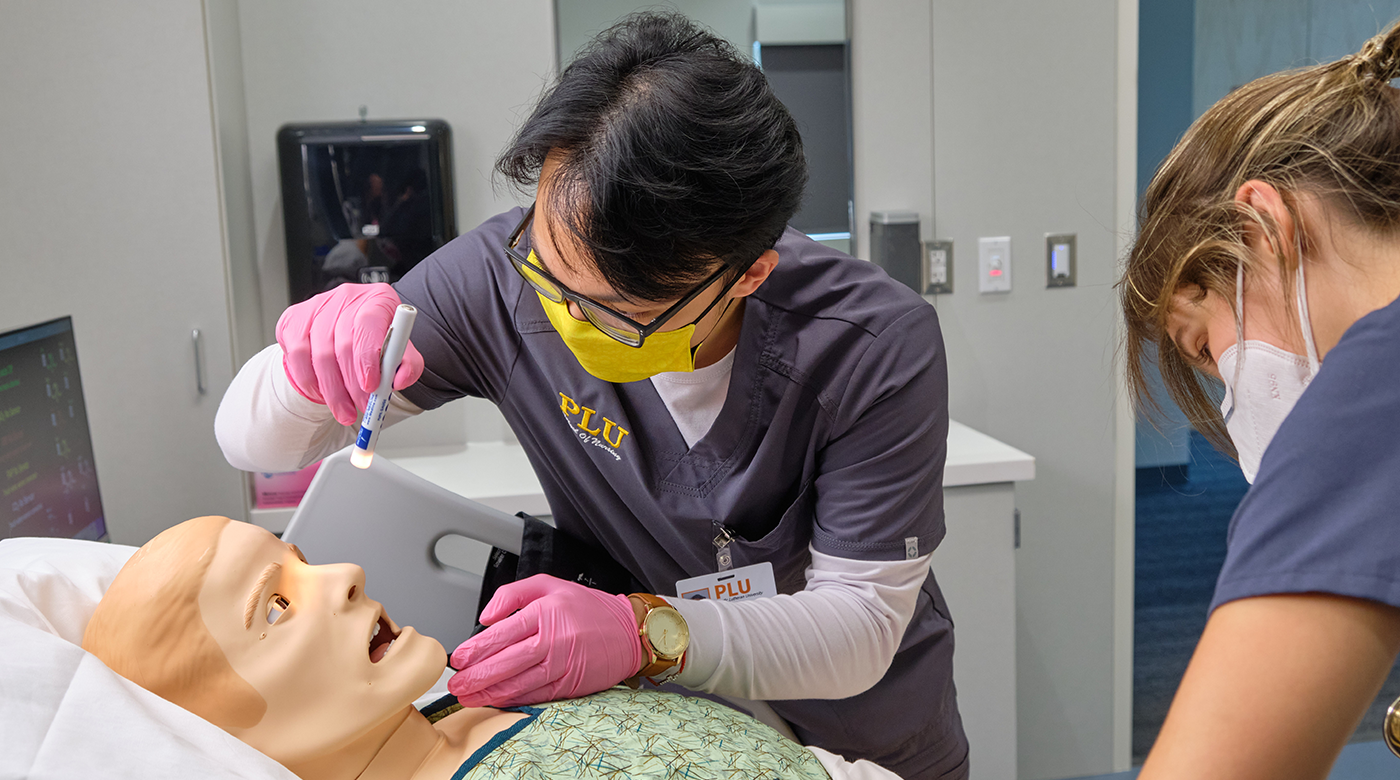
top-left (936, 421), bottom-right (1035, 780)
top-left (0, 2), bottom-right (246, 544)
top-left (938, 483), bottom-right (1019, 780)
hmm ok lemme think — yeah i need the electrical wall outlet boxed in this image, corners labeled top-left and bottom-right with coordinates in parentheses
top-left (924, 240), bottom-right (953, 295)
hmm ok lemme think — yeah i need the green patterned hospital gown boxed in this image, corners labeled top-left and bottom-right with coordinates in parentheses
top-left (425, 687), bottom-right (832, 780)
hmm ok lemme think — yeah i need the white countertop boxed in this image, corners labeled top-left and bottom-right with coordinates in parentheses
top-left (251, 420), bottom-right (1034, 532)
top-left (391, 419), bottom-right (1034, 506)
top-left (943, 420), bottom-right (1036, 487)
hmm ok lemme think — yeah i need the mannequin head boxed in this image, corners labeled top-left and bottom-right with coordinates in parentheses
top-left (82, 516), bottom-right (265, 728)
top-left (84, 517), bottom-right (447, 768)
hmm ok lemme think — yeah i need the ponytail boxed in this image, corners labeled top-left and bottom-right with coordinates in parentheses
top-left (1349, 22), bottom-right (1400, 86)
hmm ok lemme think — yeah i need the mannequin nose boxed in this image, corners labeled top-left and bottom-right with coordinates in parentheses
top-left (320, 562), bottom-right (367, 603)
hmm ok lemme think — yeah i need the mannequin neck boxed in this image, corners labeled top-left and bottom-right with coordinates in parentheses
top-left (282, 706), bottom-right (433, 780)
top-left (289, 704), bottom-right (531, 780)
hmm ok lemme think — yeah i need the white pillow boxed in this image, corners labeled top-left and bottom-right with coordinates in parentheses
top-left (0, 536), bottom-right (295, 780)
top-left (0, 536), bottom-right (134, 641)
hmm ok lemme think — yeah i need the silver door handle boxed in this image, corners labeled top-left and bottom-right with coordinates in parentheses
top-left (192, 329), bottom-right (206, 395)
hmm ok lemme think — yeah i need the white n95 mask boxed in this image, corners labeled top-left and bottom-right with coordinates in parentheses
top-left (1216, 258), bottom-right (1320, 483)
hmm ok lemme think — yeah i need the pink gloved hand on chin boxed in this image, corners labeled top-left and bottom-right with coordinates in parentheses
top-left (275, 282), bottom-right (425, 426)
top-left (447, 574), bottom-right (643, 708)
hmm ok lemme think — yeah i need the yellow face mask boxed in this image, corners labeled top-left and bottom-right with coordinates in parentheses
top-left (537, 292), bottom-right (697, 383)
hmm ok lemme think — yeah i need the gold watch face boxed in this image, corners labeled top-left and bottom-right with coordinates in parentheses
top-left (644, 605), bottom-right (690, 659)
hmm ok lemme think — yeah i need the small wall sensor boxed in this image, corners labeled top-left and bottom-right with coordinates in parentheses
top-left (1046, 233), bottom-right (1076, 288)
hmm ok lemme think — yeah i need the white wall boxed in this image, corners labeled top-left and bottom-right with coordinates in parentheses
top-left (206, 0), bottom-right (265, 370)
top-left (0, 0), bottom-right (246, 544)
top-left (850, 0), bottom-right (933, 261)
top-left (233, 0), bottom-right (554, 341)
top-left (228, 0), bottom-right (558, 447)
top-left (929, 1), bottom-right (1129, 772)
top-left (851, 1), bottom-right (1134, 777)
top-left (852, 2), bottom-right (1134, 775)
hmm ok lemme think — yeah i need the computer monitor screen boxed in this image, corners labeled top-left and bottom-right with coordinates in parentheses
top-left (0, 317), bottom-right (106, 541)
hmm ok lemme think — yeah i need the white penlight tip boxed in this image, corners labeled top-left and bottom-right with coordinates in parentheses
top-left (351, 448), bottom-right (374, 469)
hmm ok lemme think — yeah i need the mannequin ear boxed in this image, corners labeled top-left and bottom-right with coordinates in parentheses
top-left (1233, 180), bottom-right (1297, 262)
top-left (729, 249), bottom-right (780, 298)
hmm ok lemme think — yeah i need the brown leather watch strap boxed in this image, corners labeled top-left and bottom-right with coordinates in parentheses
top-left (631, 593), bottom-right (670, 612)
top-left (626, 593), bottom-right (686, 686)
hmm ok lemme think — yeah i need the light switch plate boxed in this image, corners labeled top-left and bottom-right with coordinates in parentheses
top-left (924, 239), bottom-right (953, 295)
top-left (1046, 233), bottom-right (1076, 288)
top-left (978, 236), bottom-right (1012, 293)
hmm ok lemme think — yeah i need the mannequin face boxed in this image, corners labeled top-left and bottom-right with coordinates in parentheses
top-left (197, 521), bottom-right (447, 764)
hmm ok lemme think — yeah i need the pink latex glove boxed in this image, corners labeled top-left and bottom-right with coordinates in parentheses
top-left (448, 574), bottom-right (643, 707)
top-left (275, 283), bottom-right (424, 426)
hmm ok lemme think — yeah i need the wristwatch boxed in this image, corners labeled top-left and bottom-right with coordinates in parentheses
top-left (626, 593), bottom-right (690, 687)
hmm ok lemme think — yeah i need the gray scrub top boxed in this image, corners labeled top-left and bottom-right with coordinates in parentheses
top-left (1212, 292), bottom-right (1400, 613)
top-left (395, 208), bottom-right (966, 779)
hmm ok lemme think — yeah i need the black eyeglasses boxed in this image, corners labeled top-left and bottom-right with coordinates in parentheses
top-left (505, 203), bottom-right (750, 347)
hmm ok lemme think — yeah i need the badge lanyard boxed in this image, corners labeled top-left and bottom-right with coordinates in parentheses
top-left (712, 521), bottom-right (736, 572)
top-left (679, 523), bottom-right (776, 601)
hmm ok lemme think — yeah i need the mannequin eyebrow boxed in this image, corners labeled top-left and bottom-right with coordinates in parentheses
top-left (244, 562), bottom-right (282, 629)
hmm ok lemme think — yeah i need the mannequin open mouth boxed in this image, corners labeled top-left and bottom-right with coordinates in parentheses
top-left (368, 614), bottom-right (399, 663)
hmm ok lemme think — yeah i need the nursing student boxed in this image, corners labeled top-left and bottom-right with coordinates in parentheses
top-left (217, 13), bottom-right (963, 780)
top-left (1121, 19), bottom-right (1400, 780)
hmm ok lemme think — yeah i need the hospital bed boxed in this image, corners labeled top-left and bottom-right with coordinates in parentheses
top-left (0, 448), bottom-right (821, 779)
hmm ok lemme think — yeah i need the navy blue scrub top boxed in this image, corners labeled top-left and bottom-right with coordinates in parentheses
top-left (395, 208), bottom-right (965, 778)
top-left (1212, 293), bottom-right (1400, 613)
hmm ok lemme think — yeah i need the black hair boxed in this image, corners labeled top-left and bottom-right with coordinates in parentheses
top-left (496, 11), bottom-right (808, 302)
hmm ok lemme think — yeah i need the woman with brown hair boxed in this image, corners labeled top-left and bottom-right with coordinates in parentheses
top-left (1121, 19), bottom-right (1400, 780)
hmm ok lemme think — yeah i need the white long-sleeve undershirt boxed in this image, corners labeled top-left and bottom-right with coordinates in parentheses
top-left (666, 549), bottom-right (929, 700)
top-left (215, 344), bottom-right (424, 473)
top-left (216, 344), bottom-right (931, 702)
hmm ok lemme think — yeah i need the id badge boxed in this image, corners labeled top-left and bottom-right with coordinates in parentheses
top-left (675, 562), bottom-right (777, 602)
